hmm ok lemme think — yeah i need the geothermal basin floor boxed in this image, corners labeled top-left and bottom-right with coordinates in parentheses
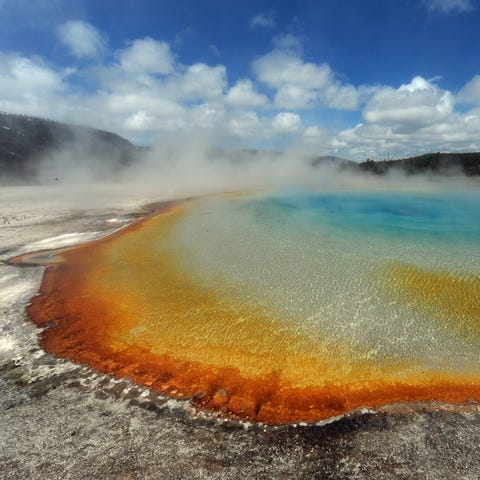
top-left (2, 184), bottom-right (480, 479)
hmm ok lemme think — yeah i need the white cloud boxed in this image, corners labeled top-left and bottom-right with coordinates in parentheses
top-left (125, 110), bottom-right (156, 130)
top-left (57, 21), bottom-right (106, 58)
top-left (0, 54), bottom-right (64, 93)
top-left (0, 53), bottom-right (111, 136)
top-left (253, 45), bottom-right (359, 110)
top-left (189, 101), bottom-right (226, 130)
top-left (398, 76), bottom-right (431, 92)
top-left (302, 126), bottom-right (331, 146)
top-left (170, 63), bottom-right (226, 100)
top-left (299, 74), bottom-right (480, 160)
top-left (228, 111), bottom-right (262, 138)
top-left (250, 12), bottom-right (276, 29)
top-left (303, 125), bottom-right (326, 139)
top-left (225, 79), bottom-right (268, 108)
top-left (325, 84), bottom-right (360, 110)
top-left (457, 75), bottom-right (480, 104)
top-left (423, 0), bottom-right (474, 13)
top-left (105, 91), bottom-right (183, 118)
top-left (274, 84), bottom-right (318, 109)
top-left (271, 112), bottom-right (302, 133)
top-left (5, 26), bottom-right (480, 159)
top-left (333, 111), bottom-right (480, 159)
top-left (363, 76), bottom-right (453, 128)
top-left (119, 38), bottom-right (174, 74)
top-left (0, 53), bottom-right (67, 117)
top-left (253, 49), bottom-right (330, 109)
top-left (253, 50), bottom-right (332, 90)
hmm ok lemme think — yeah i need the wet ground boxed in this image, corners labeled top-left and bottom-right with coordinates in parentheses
top-left (1, 185), bottom-right (480, 479)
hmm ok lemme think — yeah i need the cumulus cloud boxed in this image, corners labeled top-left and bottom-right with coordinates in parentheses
top-left (423, 0), bottom-right (474, 13)
top-left (254, 50), bottom-right (331, 90)
top-left (303, 125), bottom-right (327, 141)
top-left (4, 20), bottom-right (480, 160)
top-left (119, 37), bottom-right (174, 74)
top-left (271, 112), bottom-right (302, 133)
top-left (274, 84), bottom-right (318, 109)
top-left (363, 76), bottom-right (453, 129)
top-left (252, 38), bottom-right (359, 110)
top-left (249, 12), bottom-right (276, 29)
top-left (228, 111), bottom-right (262, 138)
top-left (57, 21), bottom-right (106, 58)
top-left (225, 79), bottom-right (268, 108)
top-left (0, 54), bottom-right (64, 93)
top-left (124, 110), bottom-right (157, 130)
top-left (325, 84), bottom-right (360, 110)
top-left (300, 75), bottom-right (480, 160)
top-left (328, 109), bottom-right (480, 160)
top-left (0, 53), bottom-right (69, 117)
top-left (169, 63), bottom-right (226, 100)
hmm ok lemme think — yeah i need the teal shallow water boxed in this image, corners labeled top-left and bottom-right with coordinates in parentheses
top-left (169, 187), bottom-right (480, 374)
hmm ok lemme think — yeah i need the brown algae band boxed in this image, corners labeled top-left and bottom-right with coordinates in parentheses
top-left (23, 193), bottom-right (480, 424)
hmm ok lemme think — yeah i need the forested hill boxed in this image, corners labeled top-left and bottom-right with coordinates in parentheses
top-left (357, 152), bottom-right (480, 176)
top-left (0, 112), bottom-right (143, 181)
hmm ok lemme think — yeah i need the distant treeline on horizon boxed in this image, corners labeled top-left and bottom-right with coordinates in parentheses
top-left (355, 152), bottom-right (480, 177)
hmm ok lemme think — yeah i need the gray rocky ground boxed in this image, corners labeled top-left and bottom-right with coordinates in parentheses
top-left (1, 184), bottom-right (480, 480)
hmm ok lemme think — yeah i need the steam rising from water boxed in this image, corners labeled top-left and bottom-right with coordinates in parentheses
top-left (29, 134), bottom-right (480, 205)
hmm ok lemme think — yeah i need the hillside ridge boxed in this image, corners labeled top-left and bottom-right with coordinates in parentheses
top-left (0, 112), bottom-right (142, 181)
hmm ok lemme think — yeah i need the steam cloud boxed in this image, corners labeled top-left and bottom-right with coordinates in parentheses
top-left (31, 133), bottom-right (480, 206)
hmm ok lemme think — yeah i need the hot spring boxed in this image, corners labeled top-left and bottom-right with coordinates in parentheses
top-left (24, 187), bottom-right (480, 423)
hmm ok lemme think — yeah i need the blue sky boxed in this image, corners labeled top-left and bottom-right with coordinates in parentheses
top-left (1, 0), bottom-right (479, 159)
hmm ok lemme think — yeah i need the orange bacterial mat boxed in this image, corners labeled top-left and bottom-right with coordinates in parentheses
top-left (20, 197), bottom-right (480, 424)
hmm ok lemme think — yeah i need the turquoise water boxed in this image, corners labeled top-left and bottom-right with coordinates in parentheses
top-left (169, 187), bottom-right (480, 372)
top-left (254, 189), bottom-right (480, 243)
